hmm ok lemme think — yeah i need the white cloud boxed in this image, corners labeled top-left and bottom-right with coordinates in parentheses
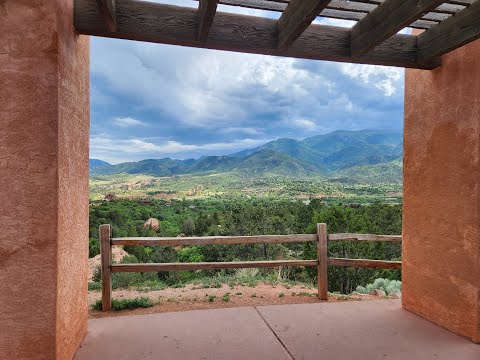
top-left (113, 117), bottom-right (147, 128)
top-left (338, 63), bottom-right (403, 96)
top-left (293, 119), bottom-right (317, 130)
top-left (90, 136), bottom-right (270, 163)
top-left (91, 40), bottom-right (336, 129)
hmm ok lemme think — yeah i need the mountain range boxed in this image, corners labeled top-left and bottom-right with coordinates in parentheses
top-left (90, 130), bottom-right (403, 183)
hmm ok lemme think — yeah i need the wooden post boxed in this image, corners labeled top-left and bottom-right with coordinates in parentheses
top-left (317, 223), bottom-right (328, 300)
top-left (99, 224), bottom-right (112, 311)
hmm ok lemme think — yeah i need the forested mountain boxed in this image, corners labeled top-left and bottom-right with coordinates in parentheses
top-left (90, 130), bottom-right (403, 182)
top-left (89, 159), bottom-right (111, 169)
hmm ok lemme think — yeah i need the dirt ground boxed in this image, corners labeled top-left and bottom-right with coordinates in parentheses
top-left (89, 283), bottom-right (385, 318)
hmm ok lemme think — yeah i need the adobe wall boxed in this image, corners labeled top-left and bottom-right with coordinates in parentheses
top-left (0, 1), bottom-right (90, 358)
top-left (403, 38), bottom-right (480, 343)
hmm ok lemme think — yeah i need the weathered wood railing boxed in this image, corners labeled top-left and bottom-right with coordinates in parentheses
top-left (99, 223), bottom-right (402, 311)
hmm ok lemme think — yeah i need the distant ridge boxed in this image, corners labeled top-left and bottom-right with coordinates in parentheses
top-left (89, 159), bottom-right (111, 170)
top-left (89, 129), bottom-right (403, 183)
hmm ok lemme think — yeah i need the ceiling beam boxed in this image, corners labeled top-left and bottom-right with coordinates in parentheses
top-left (96, 0), bottom-right (116, 31)
top-left (74, 0), bottom-right (441, 69)
top-left (277, 0), bottom-right (333, 50)
top-left (418, 0), bottom-right (480, 63)
top-left (351, 0), bottom-right (444, 57)
top-left (198, 0), bottom-right (219, 42)
top-left (199, 0), bottom-right (438, 29)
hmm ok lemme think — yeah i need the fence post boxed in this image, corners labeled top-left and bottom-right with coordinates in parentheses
top-left (317, 223), bottom-right (328, 300)
top-left (100, 224), bottom-right (112, 311)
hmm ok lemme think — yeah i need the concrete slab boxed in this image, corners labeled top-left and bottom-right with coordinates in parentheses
top-left (74, 307), bottom-right (291, 360)
top-left (257, 300), bottom-right (480, 360)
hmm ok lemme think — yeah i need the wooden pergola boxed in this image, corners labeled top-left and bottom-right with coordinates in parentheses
top-left (74, 0), bottom-right (480, 69)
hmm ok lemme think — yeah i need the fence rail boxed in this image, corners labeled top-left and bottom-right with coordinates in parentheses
top-left (98, 223), bottom-right (402, 311)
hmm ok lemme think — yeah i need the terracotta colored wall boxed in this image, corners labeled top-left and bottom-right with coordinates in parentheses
top-left (403, 38), bottom-right (480, 343)
top-left (56, 0), bottom-right (90, 358)
top-left (0, 1), bottom-right (90, 359)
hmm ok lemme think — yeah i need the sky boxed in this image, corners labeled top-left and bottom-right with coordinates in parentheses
top-left (90, 0), bottom-right (405, 164)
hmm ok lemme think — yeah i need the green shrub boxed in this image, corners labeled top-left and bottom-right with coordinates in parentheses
top-left (92, 297), bottom-right (153, 311)
top-left (92, 266), bottom-right (101, 283)
top-left (235, 268), bottom-right (259, 279)
top-left (222, 293), bottom-right (230, 302)
top-left (207, 295), bottom-right (216, 302)
top-left (354, 278), bottom-right (401, 295)
top-left (88, 282), bottom-right (101, 291)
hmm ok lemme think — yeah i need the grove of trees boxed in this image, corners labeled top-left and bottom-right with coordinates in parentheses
top-left (89, 198), bottom-right (401, 293)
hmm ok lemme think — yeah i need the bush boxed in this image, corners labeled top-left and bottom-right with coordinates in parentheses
top-left (112, 254), bottom-right (159, 289)
top-left (235, 268), bottom-right (259, 279)
top-left (221, 293), bottom-right (230, 302)
top-left (88, 282), bottom-right (101, 291)
top-left (92, 266), bottom-right (102, 283)
top-left (92, 297), bottom-right (153, 311)
top-left (354, 278), bottom-right (401, 295)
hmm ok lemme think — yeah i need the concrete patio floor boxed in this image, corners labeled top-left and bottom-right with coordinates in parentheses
top-left (74, 300), bottom-right (480, 360)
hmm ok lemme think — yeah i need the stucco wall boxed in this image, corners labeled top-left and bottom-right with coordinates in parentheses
top-left (0, 0), bottom-right (90, 358)
top-left (56, 0), bottom-right (90, 358)
top-left (403, 39), bottom-right (480, 343)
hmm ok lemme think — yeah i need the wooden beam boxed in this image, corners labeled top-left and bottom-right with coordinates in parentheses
top-left (74, 0), bottom-right (441, 69)
top-left (112, 234), bottom-right (317, 246)
top-left (96, 0), bottom-right (116, 31)
top-left (277, 0), bottom-right (332, 50)
top-left (351, 0), bottom-right (444, 57)
top-left (317, 223), bottom-right (328, 300)
top-left (328, 258), bottom-right (402, 269)
top-left (111, 260), bottom-right (319, 272)
top-left (417, 0), bottom-right (480, 62)
top-left (198, 0), bottom-right (440, 29)
top-left (99, 224), bottom-right (112, 311)
top-left (198, 0), bottom-right (219, 42)
top-left (328, 233), bottom-right (402, 242)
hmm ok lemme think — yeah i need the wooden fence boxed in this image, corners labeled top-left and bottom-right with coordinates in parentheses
top-left (99, 223), bottom-right (402, 311)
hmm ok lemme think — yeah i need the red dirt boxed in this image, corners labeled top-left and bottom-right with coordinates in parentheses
top-left (88, 283), bottom-right (382, 319)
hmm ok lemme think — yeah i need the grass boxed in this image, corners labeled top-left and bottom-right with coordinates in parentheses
top-left (207, 294), bottom-right (216, 302)
top-left (222, 293), bottom-right (230, 302)
top-left (92, 297), bottom-right (153, 311)
top-left (88, 282), bottom-right (101, 291)
top-left (278, 292), bottom-right (285, 298)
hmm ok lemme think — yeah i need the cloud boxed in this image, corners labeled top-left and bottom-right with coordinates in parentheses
top-left (113, 117), bottom-right (147, 128)
top-left (293, 119), bottom-right (317, 130)
top-left (90, 136), bottom-right (270, 163)
top-left (338, 64), bottom-right (403, 96)
top-left (90, 21), bottom-right (405, 161)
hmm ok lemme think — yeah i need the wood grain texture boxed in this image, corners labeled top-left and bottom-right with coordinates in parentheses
top-left (277, 0), bottom-right (332, 50)
top-left (197, 0), bottom-right (442, 29)
top-left (351, 0), bottom-right (445, 56)
top-left (328, 233), bottom-right (402, 242)
top-left (112, 260), bottom-right (318, 272)
top-left (99, 224), bottom-right (112, 311)
top-left (96, 0), bottom-right (116, 31)
top-left (74, 0), bottom-right (441, 69)
top-left (112, 234), bottom-right (317, 246)
top-left (198, 0), bottom-right (219, 41)
top-left (417, 0), bottom-right (480, 62)
top-left (328, 258), bottom-right (402, 269)
top-left (317, 223), bottom-right (328, 300)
